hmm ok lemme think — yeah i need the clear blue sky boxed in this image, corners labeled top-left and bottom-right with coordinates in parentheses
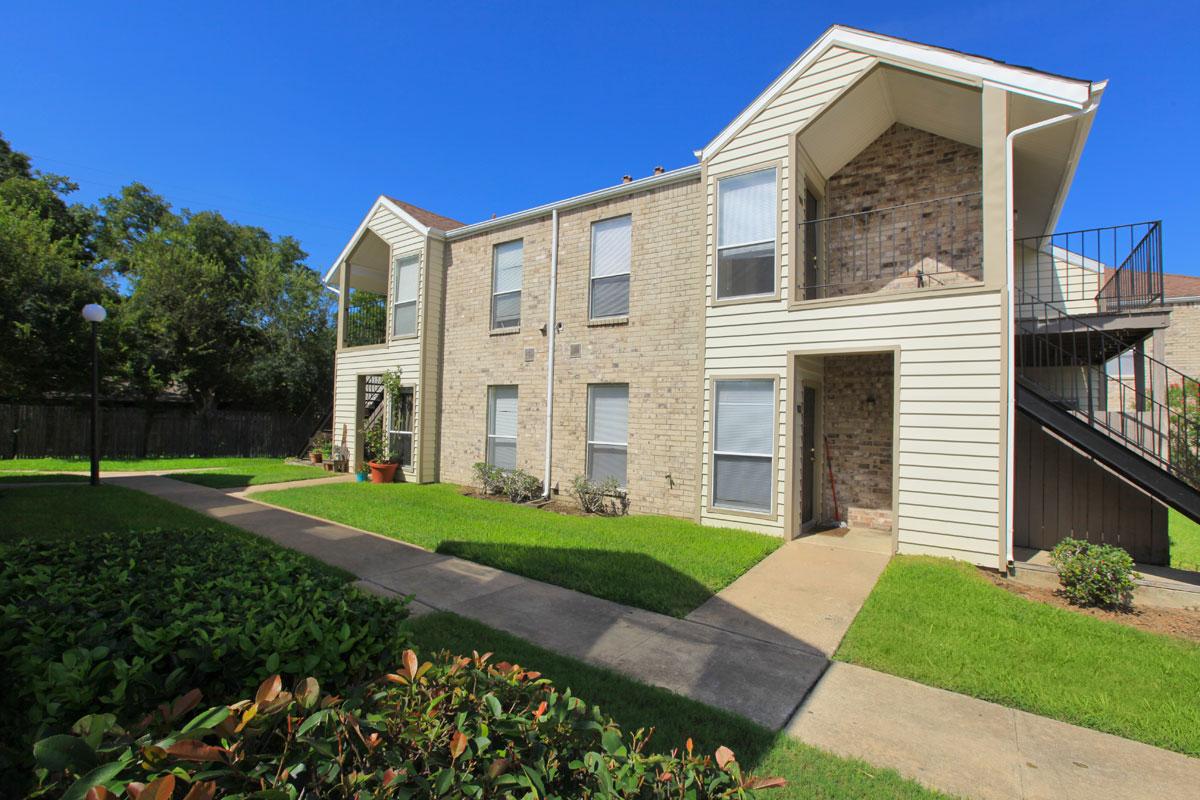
top-left (3, 1), bottom-right (1197, 276)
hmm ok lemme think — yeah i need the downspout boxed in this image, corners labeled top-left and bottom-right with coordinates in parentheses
top-left (1003, 99), bottom-right (1099, 567)
top-left (543, 208), bottom-right (560, 498)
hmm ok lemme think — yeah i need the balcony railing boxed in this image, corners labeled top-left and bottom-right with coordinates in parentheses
top-left (798, 192), bottom-right (982, 301)
top-left (1015, 221), bottom-right (1163, 318)
top-left (342, 289), bottom-right (386, 348)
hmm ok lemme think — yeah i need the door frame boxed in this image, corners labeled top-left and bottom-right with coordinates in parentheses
top-left (794, 377), bottom-right (823, 534)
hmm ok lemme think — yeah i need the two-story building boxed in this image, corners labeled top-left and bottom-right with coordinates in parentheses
top-left (323, 26), bottom-right (1200, 573)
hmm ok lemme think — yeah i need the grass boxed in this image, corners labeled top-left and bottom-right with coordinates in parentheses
top-left (409, 612), bottom-right (951, 800)
top-left (256, 482), bottom-right (780, 617)
top-left (0, 456), bottom-right (305, 472)
top-left (0, 472), bottom-right (88, 484)
top-left (1169, 509), bottom-right (1200, 571)
top-left (836, 555), bottom-right (1200, 755)
top-left (167, 458), bottom-right (328, 488)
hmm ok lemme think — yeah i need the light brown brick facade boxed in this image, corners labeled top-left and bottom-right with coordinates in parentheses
top-left (1165, 302), bottom-right (1200, 381)
top-left (437, 178), bottom-right (705, 518)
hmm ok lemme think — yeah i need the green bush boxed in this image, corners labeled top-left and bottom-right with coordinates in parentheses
top-left (472, 461), bottom-right (504, 495)
top-left (572, 475), bottom-right (630, 516)
top-left (33, 651), bottom-right (783, 799)
top-left (1050, 538), bottom-right (1140, 609)
top-left (500, 468), bottom-right (542, 504)
top-left (0, 529), bottom-right (410, 785)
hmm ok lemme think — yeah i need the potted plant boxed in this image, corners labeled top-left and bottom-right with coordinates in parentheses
top-left (361, 422), bottom-right (399, 483)
top-left (309, 432), bottom-right (329, 464)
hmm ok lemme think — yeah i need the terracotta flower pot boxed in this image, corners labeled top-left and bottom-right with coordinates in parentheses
top-left (309, 451), bottom-right (323, 464)
top-left (368, 461), bottom-right (399, 484)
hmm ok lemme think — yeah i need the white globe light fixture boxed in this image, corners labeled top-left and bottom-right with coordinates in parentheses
top-left (82, 303), bottom-right (107, 485)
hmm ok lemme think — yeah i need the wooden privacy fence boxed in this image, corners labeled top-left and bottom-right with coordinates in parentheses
top-left (0, 403), bottom-right (318, 459)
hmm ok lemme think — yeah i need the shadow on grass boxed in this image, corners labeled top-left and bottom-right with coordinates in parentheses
top-left (170, 472), bottom-right (257, 489)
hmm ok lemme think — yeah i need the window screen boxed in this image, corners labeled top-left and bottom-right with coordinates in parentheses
top-left (492, 241), bottom-right (523, 329)
top-left (716, 168), bottom-right (776, 300)
top-left (587, 384), bottom-right (628, 486)
top-left (712, 379), bottom-right (775, 512)
top-left (590, 216), bottom-right (631, 318)
top-left (487, 385), bottom-right (518, 469)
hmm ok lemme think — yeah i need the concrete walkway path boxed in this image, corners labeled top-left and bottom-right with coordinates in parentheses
top-left (789, 662), bottom-right (1200, 800)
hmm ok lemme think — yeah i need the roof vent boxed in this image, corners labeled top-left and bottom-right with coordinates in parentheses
top-left (621, 175), bottom-right (632, 184)
top-left (653, 165), bottom-right (664, 175)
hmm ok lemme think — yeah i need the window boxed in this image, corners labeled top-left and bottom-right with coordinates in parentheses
top-left (487, 385), bottom-right (518, 469)
top-left (492, 240), bottom-right (523, 329)
top-left (712, 379), bottom-right (775, 513)
top-left (716, 167), bottom-right (777, 300)
top-left (587, 384), bottom-right (628, 486)
top-left (392, 254), bottom-right (419, 336)
top-left (590, 216), bottom-right (631, 318)
top-left (388, 386), bottom-right (414, 468)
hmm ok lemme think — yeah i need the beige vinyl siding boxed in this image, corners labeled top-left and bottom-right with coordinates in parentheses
top-left (332, 204), bottom-right (433, 479)
top-left (700, 290), bottom-right (1004, 566)
top-left (1015, 241), bottom-right (1102, 316)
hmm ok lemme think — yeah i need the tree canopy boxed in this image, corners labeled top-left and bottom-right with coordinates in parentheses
top-left (0, 132), bottom-right (333, 415)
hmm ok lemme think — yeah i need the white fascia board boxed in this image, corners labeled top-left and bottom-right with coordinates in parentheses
top-left (1039, 82), bottom-right (1106, 238)
top-left (323, 195), bottom-right (432, 287)
top-left (701, 25), bottom-right (1094, 162)
top-left (443, 164), bottom-right (702, 240)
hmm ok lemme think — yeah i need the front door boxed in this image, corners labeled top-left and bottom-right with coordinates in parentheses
top-left (801, 385), bottom-right (817, 526)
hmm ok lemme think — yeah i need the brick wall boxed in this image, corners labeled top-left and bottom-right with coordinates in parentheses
top-left (814, 123), bottom-right (983, 299)
top-left (438, 177), bottom-right (705, 519)
top-left (1165, 302), bottom-right (1200, 380)
top-left (821, 353), bottom-right (894, 531)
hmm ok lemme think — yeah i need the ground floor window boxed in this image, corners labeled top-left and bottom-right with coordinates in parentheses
top-left (712, 378), bottom-right (775, 513)
top-left (388, 386), bottom-right (414, 468)
top-left (487, 385), bottom-right (518, 469)
top-left (587, 384), bottom-right (628, 486)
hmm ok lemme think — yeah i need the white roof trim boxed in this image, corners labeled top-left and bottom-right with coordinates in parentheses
top-left (443, 164), bottom-right (702, 240)
top-left (323, 196), bottom-right (431, 287)
top-left (701, 25), bottom-right (1094, 162)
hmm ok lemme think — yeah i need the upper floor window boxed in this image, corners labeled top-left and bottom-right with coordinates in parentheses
top-left (492, 240), bottom-right (523, 329)
top-left (590, 216), bottom-right (631, 319)
top-left (716, 167), bottom-right (777, 300)
top-left (392, 254), bottom-right (419, 337)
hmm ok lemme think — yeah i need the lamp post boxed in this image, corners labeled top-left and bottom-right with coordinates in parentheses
top-left (81, 303), bottom-right (107, 486)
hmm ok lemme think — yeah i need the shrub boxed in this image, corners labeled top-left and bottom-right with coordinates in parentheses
top-left (472, 461), bottom-right (504, 495)
top-left (572, 475), bottom-right (630, 516)
top-left (500, 468), bottom-right (542, 504)
top-left (33, 651), bottom-right (784, 799)
top-left (1050, 537), bottom-right (1140, 609)
top-left (0, 529), bottom-right (409, 786)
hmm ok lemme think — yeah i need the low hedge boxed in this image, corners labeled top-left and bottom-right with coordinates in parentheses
top-left (32, 651), bottom-right (783, 799)
top-left (0, 528), bottom-right (410, 788)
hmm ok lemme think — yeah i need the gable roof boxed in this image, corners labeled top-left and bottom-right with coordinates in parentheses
top-left (384, 196), bottom-right (465, 231)
top-left (700, 25), bottom-right (1097, 162)
top-left (1164, 272), bottom-right (1200, 300)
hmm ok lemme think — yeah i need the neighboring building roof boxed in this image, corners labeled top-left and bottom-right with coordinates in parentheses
top-left (383, 196), bottom-right (465, 231)
top-left (1164, 272), bottom-right (1200, 300)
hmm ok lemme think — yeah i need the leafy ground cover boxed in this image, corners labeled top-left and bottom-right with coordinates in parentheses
top-left (1169, 509), bottom-right (1200, 571)
top-left (257, 482), bottom-right (781, 617)
top-left (836, 555), bottom-right (1200, 755)
top-left (409, 613), bottom-right (950, 800)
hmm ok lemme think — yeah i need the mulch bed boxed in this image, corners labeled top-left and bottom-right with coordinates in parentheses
top-left (985, 572), bottom-right (1200, 644)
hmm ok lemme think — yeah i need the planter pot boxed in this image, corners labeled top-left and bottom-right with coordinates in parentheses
top-left (355, 470), bottom-right (369, 482)
top-left (309, 451), bottom-right (323, 464)
top-left (367, 461), bottom-right (399, 484)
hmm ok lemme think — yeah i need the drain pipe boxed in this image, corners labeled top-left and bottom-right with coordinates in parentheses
top-left (1003, 98), bottom-right (1099, 567)
top-left (542, 208), bottom-right (560, 499)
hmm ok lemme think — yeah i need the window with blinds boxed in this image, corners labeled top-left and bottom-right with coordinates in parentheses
top-left (716, 167), bottom-right (777, 300)
top-left (487, 385), bottom-right (518, 469)
top-left (392, 254), bottom-right (419, 337)
top-left (587, 384), bottom-right (628, 486)
top-left (712, 379), bottom-right (775, 513)
top-left (492, 240), bottom-right (523, 329)
top-left (590, 216), bottom-right (631, 319)
top-left (388, 386), bottom-right (414, 467)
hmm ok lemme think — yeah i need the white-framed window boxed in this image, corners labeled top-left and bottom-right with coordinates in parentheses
top-left (587, 384), bottom-right (628, 486)
top-left (716, 167), bottom-right (777, 300)
top-left (388, 386), bottom-right (414, 468)
top-left (590, 216), bottom-right (631, 319)
top-left (712, 379), bottom-right (775, 513)
top-left (491, 240), bottom-right (523, 329)
top-left (486, 385), bottom-right (518, 469)
top-left (392, 254), bottom-right (419, 337)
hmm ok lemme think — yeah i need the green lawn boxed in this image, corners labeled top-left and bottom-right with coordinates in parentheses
top-left (0, 472), bottom-right (88, 484)
top-left (836, 555), bottom-right (1200, 755)
top-left (167, 458), bottom-right (328, 488)
top-left (256, 482), bottom-right (780, 617)
top-left (411, 612), bottom-right (951, 800)
top-left (1169, 509), bottom-right (1200, 571)
top-left (0, 455), bottom-right (302, 472)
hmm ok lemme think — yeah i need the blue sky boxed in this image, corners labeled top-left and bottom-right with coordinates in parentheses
top-left (2, 1), bottom-right (1197, 276)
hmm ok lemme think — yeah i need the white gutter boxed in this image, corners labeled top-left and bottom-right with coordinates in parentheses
top-left (1003, 97), bottom-right (1100, 567)
top-left (542, 208), bottom-right (560, 499)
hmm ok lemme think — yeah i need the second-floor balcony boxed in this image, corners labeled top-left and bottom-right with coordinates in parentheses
top-left (797, 191), bottom-right (983, 301)
top-left (343, 289), bottom-right (387, 348)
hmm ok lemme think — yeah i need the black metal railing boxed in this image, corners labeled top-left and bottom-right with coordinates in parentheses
top-left (342, 289), bottom-right (387, 347)
top-left (798, 192), bottom-right (982, 301)
top-left (1015, 221), bottom-right (1162, 317)
top-left (1016, 288), bottom-right (1199, 488)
